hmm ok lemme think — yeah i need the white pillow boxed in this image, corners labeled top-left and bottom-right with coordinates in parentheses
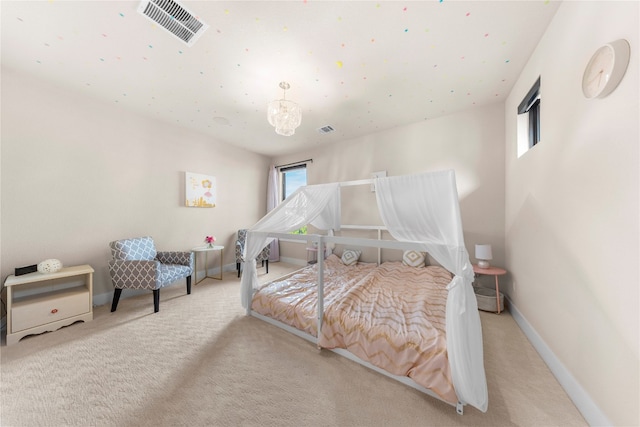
top-left (341, 249), bottom-right (361, 266)
top-left (402, 250), bottom-right (425, 267)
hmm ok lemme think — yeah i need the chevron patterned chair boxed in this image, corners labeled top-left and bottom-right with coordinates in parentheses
top-left (108, 236), bottom-right (194, 313)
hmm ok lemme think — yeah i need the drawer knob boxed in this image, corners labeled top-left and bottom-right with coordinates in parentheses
top-left (51, 308), bottom-right (58, 314)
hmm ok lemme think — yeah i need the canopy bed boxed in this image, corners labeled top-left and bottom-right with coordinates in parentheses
top-left (240, 170), bottom-right (488, 414)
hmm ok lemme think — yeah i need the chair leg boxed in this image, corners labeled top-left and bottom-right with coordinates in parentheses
top-left (153, 289), bottom-right (160, 313)
top-left (266, 260), bottom-right (269, 274)
top-left (111, 288), bottom-right (123, 312)
top-left (186, 276), bottom-right (192, 295)
top-left (237, 262), bottom-right (241, 278)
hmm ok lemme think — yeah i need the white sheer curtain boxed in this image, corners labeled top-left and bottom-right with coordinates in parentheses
top-left (266, 165), bottom-right (280, 262)
top-left (240, 183), bottom-right (341, 309)
top-left (374, 170), bottom-right (488, 413)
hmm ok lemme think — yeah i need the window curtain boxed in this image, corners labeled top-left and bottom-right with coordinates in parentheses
top-left (240, 183), bottom-right (341, 309)
top-left (267, 165), bottom-right (280, 262)
top-left (374, 170), bottom-right (487, 413)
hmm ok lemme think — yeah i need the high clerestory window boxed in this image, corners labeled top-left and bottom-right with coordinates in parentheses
top-left (517, 77), bottom-right (541, 158)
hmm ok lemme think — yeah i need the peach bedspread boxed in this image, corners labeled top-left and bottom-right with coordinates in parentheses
top-left (251, 256), bottom-right (457, 405)
top-left (251, 254), bottom-right (377, 336)
top-left (318, 261), bottom-right (457, 404)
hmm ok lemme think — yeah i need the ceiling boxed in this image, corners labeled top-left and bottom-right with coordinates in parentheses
top-left (1, 1), bottom-right (561, 157)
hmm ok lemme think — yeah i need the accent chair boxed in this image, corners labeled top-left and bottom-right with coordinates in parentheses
top-left (235, 229), bottom-right (270, 278)
top-left (108, 236), bottom-right (194, 313)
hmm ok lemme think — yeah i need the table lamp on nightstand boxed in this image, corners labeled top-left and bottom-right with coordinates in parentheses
top-left (475, 244), bottom-right (493, 268)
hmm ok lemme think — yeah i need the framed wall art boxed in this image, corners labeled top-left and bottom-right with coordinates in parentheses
top-left (185, 172), bottom-right (216, 207)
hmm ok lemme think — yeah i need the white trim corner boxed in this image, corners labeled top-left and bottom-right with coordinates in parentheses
top-left (506, 296), bottom-right (611, 427)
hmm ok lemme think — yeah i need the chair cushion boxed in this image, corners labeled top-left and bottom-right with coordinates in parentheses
top-left (158, 264), bottom-right (192, 287)
top-left (111, 237), bottom-right (157, 261)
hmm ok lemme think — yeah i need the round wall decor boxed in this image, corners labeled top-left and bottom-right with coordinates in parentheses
top-left (582, 39), bottom-right (631, 99)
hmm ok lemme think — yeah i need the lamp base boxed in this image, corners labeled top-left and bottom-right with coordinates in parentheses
top-left (478, 260), bottom-right (490, 269)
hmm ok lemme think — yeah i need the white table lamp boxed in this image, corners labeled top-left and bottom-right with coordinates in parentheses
top-left (475, 244), bottom-right (493, 268)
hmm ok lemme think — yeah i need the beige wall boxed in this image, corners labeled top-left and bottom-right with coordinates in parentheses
top-left (274, 102), bottom-right (506, 277)
top-left (505, 2), bottom-right (639, 426)
top-left (1, 68), bottom-right (271, 305)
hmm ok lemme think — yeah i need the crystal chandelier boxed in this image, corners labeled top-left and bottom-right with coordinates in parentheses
top-left (267, 82), bottom-right (302, 136)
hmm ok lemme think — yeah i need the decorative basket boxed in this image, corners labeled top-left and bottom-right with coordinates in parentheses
top-left (474, 286), bottom-right (504, 313)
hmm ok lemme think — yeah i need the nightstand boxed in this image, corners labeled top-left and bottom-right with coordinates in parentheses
top-left (4, 265), bottom-right (94, 345)
top-left (472, 265), bottom-right (507, 314)
top-left (306, 247), bottom-right (318, 264)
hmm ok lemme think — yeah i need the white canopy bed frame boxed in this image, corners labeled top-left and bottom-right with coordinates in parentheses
top-left (240, 170), bottom-right (488, 414)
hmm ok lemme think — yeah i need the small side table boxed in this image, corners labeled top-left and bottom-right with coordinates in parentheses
top-left (306, 247), bottom-right (318, 264)
top-left (472, 265), bottom-right (507, 314)
top-left (192, 245), bottom-right (224, 284)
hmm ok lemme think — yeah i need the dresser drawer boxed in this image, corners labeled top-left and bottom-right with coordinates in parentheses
top-left (11, 288), bottom-right (90, 333)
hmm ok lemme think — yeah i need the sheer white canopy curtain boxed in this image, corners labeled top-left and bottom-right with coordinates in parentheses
top-left (240, 182), bottom-right (341, 308)
top-left (374, 171), bottom-right (487, 413)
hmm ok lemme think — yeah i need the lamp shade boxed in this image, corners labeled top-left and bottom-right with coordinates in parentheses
top-left (267, 99), bottom-right (301, 136)
top-left (267, 81), bottom-right (302, 136)
top-left (475, 244), bottom-right (493, 268)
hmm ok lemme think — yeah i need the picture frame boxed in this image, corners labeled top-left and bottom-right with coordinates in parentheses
top-left (185, 172), bottom-right (216, 207)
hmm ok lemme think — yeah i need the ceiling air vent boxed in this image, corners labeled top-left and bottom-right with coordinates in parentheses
top-left (318, 125), bottom-right (335, 134)
top-left (138, 0), bottom-right (208, 47)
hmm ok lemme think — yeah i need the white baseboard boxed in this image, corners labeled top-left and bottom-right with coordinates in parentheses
top-left (94, 286), bottom-right (155, 307)
top-left (279, 256), bottom-right (307, 267)
top-left (93, 262), bottom-right (237, 308)
top-left (506, 296), bottom-right (611, 427)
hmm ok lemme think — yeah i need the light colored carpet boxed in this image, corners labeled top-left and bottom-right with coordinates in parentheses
top-left (0, 262), bottom-right (586, 426)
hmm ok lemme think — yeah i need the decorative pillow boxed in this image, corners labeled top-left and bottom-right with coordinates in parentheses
top-left (341, 249), bottom-right (361, 266)
top-left (402, 250), bottom-right (426, 267)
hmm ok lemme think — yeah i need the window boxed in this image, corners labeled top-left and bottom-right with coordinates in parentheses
top-left (517, 77), bottom-right (541, 157)
top-left (281, 164), bottom-right (307, 234)
top-left (282, 164), bottom-right (307, 200)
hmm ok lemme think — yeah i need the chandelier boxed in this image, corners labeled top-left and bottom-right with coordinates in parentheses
top-left (267, 81), bottom-right (302, 136)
